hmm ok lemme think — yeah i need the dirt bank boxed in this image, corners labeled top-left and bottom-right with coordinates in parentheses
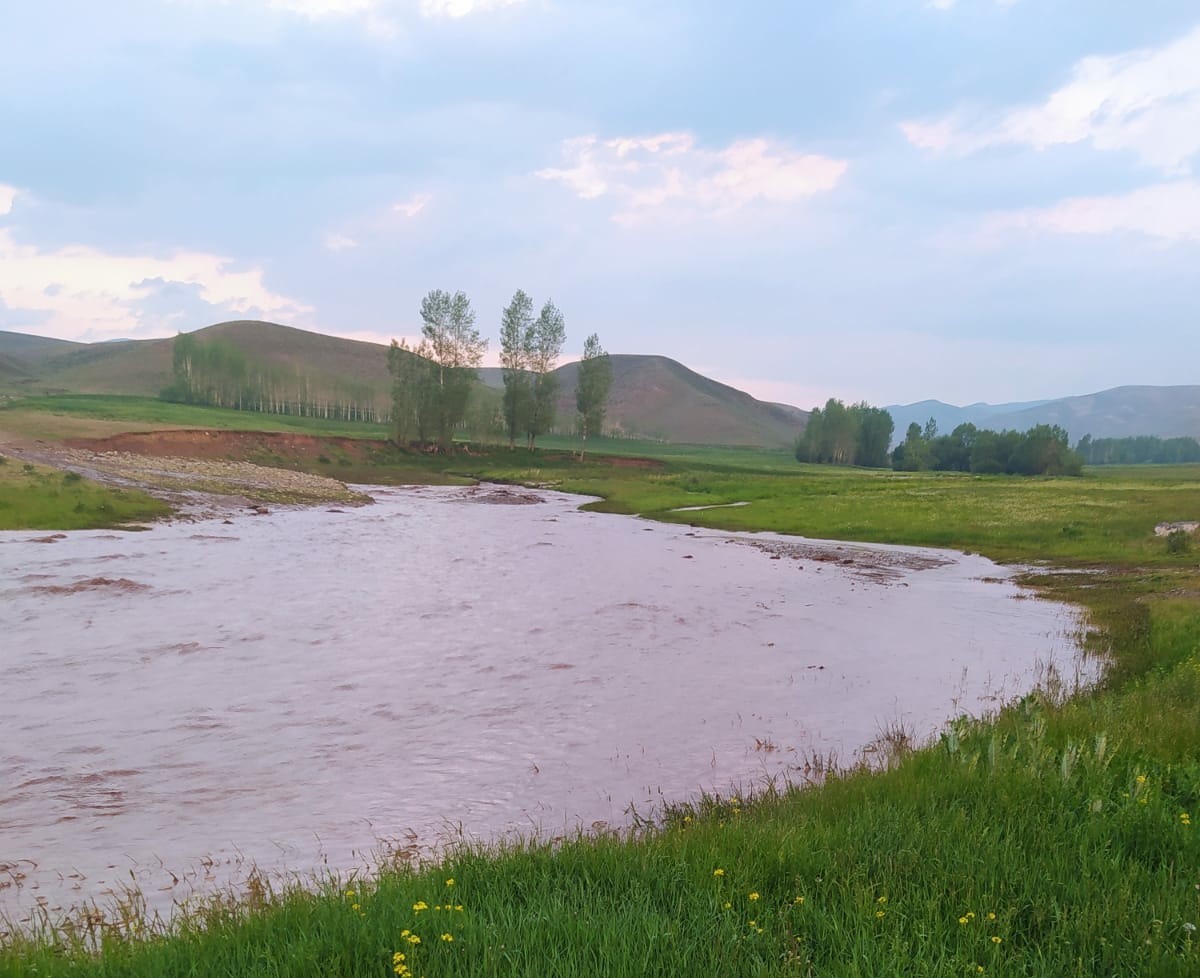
top-left (0, 430), bottom-right (370, 517)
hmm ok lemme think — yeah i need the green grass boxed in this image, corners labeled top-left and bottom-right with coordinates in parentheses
top-left (0, 457), bottom-right (169, 530)
top-left (3, 406), bottom-right (1200, 975)
top-left (0, 394), bottom-right (390, 439)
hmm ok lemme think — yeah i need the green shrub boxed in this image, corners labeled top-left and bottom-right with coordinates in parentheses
top-left (1166, 529), bottom-right (1191, 554)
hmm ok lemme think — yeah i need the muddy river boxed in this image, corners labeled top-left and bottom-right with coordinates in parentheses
top-left (0, 485), bottom-right (1088, 925)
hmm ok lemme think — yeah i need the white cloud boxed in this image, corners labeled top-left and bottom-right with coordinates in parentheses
top-left (177, 0), bottom-right (527, 28)
top-left (990, 181), bottom-right (1200, 242)
top-left (392, 192), bottom-right (432, 218)
top-left (0, 184), bottom-right (16, 217)
top-left (0, 229), bottom-right (312, 341)
top-left (323, 232), bottom-right (359, 251)
top-left (537, 132), bottom-right (847, 224)
top-left (902, 24), bottom-right (1200, 172)
top-left (927, 0), bottom-right (1019, 10)
top-left (419, 0), bottom-right (526, 18)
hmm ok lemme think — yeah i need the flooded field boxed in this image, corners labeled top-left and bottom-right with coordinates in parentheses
top-left (0, 485), bottom-right (1088, 924)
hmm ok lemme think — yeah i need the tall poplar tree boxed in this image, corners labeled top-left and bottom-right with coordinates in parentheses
top-left (499, 290), bottom-right (534, 449)
top-left (525, 299), bottom-right (566, 451)
top-left (575, 333), bottom-right (612, 461)
top-left (418, 289), bottom-right (487, 450)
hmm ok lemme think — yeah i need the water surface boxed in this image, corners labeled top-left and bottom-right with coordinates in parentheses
top-left (0, 485), bottom-right (1085, 922)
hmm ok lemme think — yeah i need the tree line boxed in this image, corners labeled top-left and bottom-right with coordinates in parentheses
top-left (1075, 434), bottom-right (1200, 465)
top-left (893, 420), bottom-right (1082, 475)
top-left (388, 288), bottom-right (612, 456)
top-left (795, 398), bottom-right (1084, 475)
top-left (162, 332), bottom-right (383, 422)
top-left (794, 399), bottom-right (894, 467)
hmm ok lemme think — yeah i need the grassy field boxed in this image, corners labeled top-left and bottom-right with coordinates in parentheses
top-left (0, 456), bottom-right (169, 530)
top-left (2, 398), bottom-right (1200, 976)
top-left (0, 394), bottom-right (392, 440)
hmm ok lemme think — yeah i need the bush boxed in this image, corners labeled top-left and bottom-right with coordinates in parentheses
top-left (1166, 529), bottom-right (1191, 555)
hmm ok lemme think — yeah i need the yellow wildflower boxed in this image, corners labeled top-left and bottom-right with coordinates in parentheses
top-left (406, 934), bottom-right (421, 946)
top-left (1182, 813), bottom-right (1193, 826)
top-left (991, 935), bottom-right (1002, 944)
top-left (723, 902), bottom-right (732, 910)
top-left (793, 896), bottom-right (805, 905)
top-left (713, 868), bottom-right (725, 878)
top-left (748, 892), bottom-right (760, 902)
top-left (445, 878), bottom-right (456, 887)
top-left (875, 910), bottom-right (886, 919)
top-left (959, 916), bottom-right (970, 926)
top-left (987, 912), bottom-right (996, 921)
top-left (351, 903), bottom-right (361, 912)
top-left (454, 904), bottom-right (464, 911)
top-left (877, 895), bottom-right (888, 905)
top-left (440, 933), bottom-right (454, 942)
top-left (412, 901), bottom-right (428, 913)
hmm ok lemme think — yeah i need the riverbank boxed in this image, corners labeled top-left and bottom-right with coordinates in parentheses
top-left (2, 411), bottom-right (1199, 976)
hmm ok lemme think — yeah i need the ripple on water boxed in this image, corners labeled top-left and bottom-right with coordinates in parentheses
top-left (0, 485), bottom-right (1092, 926)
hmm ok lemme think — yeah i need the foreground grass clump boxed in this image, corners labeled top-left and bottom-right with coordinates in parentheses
top-left (0, 458), bottom-right (168, 529)
top-left (3, 605), bottom-right (1198, 977)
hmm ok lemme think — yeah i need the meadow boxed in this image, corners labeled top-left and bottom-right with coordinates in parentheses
top-left (0, 456), bottom-right (169, 530)
top-left (2, 395), bottom-right (1199, 975)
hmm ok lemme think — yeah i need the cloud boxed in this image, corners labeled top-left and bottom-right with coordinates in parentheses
top-left (177, 0), bottom-right (527, 29)
top-left (0, 229), bottom-right (312, 342)
top-left (990, 181), bottom-right (1200, 242)
top-left (0, 184), bottom-right (16, 217)
top-left (926, 0), bottom-right (1018, 10)
top-left (902, 24), bottom-right (1200, 172)
top-left (323, 232), bottom-right (359, 251)
top-left (392, 192), bottom-right (432, 218)
top-left (419, 0), bottom-right (526, 18)
top-left (537, 132), bottom-right (847, 224)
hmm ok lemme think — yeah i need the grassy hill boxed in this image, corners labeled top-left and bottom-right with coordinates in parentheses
top-left (550, 355), bottom-right (804, 447)
top-left (1, 324), bottom-right (807, 448)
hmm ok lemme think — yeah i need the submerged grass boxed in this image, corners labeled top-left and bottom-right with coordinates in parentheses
top-left (2, 399), bottom-right (1200, 974)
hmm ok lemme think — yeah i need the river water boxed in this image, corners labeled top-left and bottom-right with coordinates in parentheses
top-left (0, 485), bottom-right (1087, 925)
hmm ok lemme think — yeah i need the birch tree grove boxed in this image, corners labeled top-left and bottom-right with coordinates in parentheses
top-left (575, 332), bottom-right (612, 461)
top-left (163, 333), bottom-right (382, 421)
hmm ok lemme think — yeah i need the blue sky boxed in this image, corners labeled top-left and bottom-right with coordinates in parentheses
top-left (1, 1), bottom-right (1197, 407)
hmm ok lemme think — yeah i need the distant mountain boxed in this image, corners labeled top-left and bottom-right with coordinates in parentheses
top-left (884, 399), bottom-right (1051, 440)
top-left (985, 386), bottom-right (1200, 441)
top-left (887, 386), bottom-right (1200, 443)
top-left (0, 323), bottom-right (807, 447)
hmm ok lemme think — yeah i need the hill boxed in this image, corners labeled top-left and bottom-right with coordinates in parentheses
top-left (549, 355), bottom-right (804, 447)
top-left (884, 398), bottom-right (1050, 440)
top-left (0, 324), bottom-right (807, 447)
top-left (887, 387), bottom-right (1200, 443)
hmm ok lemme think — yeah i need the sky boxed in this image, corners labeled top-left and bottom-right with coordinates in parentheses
top-left (0, 1), bottom-right (1197, 408)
